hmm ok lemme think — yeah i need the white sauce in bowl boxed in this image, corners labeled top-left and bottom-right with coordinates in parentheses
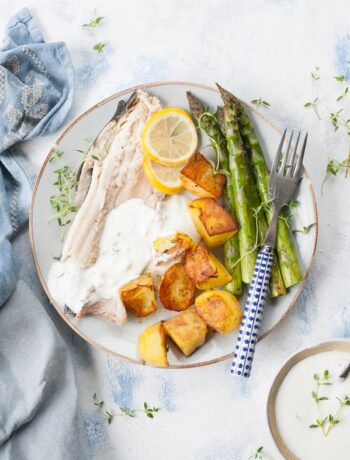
top-left (48, 193), bottom-right (198, 314)
top-left (275, 350), bottom-right (350, 460)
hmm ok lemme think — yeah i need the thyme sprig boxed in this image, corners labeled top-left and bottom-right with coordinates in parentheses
top-left (93, 393), bottom-right (160, 425)
top-left (49, 148), bottom-right (64, 163)
top-left (49, 164), bottom-right (77, 229)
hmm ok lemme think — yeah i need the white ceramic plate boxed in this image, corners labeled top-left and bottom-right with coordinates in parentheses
top-left (30, 81), bottom-right (318, 368)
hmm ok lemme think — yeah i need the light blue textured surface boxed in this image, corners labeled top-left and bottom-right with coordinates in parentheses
top-left (2, 1), bottom-right (350, 459)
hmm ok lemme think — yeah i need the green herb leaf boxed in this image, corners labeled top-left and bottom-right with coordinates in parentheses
top-left (105, 411), bottom-right (114, 424)
top-left (119, 407), bottom-right (136, 417)
top-left (49, 149), bottom-right (64, 163)
top-left (93, 42), bottom-right (105, 53)
top-left (251, 98), bottom-right (270, 108)
top-left (83, 16), bottom-right (104, 29)
top-left (334, 75), bottom-right (345, 82)
top-left (293, 223), bottom-right (316, 235)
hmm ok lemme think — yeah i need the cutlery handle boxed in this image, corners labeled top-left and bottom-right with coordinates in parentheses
top-left (231, 246), bottom-right (274, 377)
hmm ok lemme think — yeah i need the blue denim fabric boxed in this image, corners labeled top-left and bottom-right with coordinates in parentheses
top-left (0, 9), bottom-right (89, 460)
top-left (0, 8), bottom-right (74, 304)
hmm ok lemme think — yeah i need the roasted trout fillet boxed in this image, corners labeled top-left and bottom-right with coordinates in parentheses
top-left (60, 89), bottom-right (163, 324)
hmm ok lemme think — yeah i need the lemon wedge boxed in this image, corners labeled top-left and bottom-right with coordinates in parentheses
top-left (142, 108), bottom-right (198, 166)
top-left (142, 156), bottom-right (184, 195)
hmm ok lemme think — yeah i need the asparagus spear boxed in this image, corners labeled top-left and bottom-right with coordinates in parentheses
top-left (215, 106), bottom-right (244, 294)
top-left (216, 84), bottom-right (258, 284)
top-left (218, 99), bottom-right (286, 296)
top-left (186, 92), bottom-right (242, 295)
top-left (234, 97), bottom-right (303, 288)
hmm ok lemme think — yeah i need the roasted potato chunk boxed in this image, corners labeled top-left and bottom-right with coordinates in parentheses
top-left (184, 243), bottom-right (232, 289)
top-left (195, 290), bottom-right (242, 334)
top-left (184, 243), bottom-right (216, 284)
top-left (120, 273), bottom-right (156, 317)
top-left (153, 232), bottom-right (194, 264)
top-left (164, 307), bottom-right (208, 356)
top-left (187, 198), bottom-right (238, 247)
top-left (159, 263), bottom-right (196, 311)
top-left (180, 152), bottom-right (225, 198)
top-left (138, 322), bottom-right (169, 367)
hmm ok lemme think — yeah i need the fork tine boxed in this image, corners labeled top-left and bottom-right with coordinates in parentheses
top-left (280, 131), bottom-right (293, 175)
top-left (271, 128), bottom-right (287, 174)
top-left (293, 132), bottom-right (308, 178)
top-left (288, 131), bottom-right (301, 177)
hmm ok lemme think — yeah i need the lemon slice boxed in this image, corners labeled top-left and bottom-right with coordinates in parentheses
top-left (142, 108), bottom-right (198, 166)
top-left (142, 156), bottom-right (184, 195)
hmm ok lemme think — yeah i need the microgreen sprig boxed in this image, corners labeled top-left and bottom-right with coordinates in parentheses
top-left (198, 110), bottom-right (228, 172)
top-left (337, 396), bottom-right (350, 406)
top-left (321, 156), bottom-right (350, 192)
top-left (308, 370), bottom-right (350, 437)
top-left (311, 66), bottom-right (320, 81)
top-left (251, 98), bottom-right (270, 108)
top-left (82, 12), bottom-right (105, 53)
top-left (279, 200), bottom-right (315, 235)
top-left (309, 414), bottom-right (340, 437)
top-left (311, 370), bottom-right (331, 404)
top-left (92, 393), bottom-right (160, 425)
top-left (248, 446), bottom-right (270, 460)
top-left (304, 97), bottom-right (321, 120)
top-left (83, 15), bottom-right (104, 29)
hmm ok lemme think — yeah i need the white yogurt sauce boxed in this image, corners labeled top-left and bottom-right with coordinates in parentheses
top-left (275, 350), bottom-right (350, 460)
top-left (48, 193), bottom-right (198, 314)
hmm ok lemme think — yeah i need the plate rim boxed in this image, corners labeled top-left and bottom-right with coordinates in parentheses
top-left (29, 80), bottom-right (319, 369)
top-left (267, 339), bottom-right (350, 459)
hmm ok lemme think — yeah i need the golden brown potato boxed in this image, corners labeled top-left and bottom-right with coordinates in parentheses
top-left (184, 243), bottom-right (232, 289)
top-left (138, 322), bottom-right (169, 367)
top-left (159, 263), bottom-right (196, 311)
top-left (120, 273), bottom-right (156, 317)
top-left (195, 290), bottom-right (242, 334)
top-left (187, 198), bottom-right (238, 247)
top-left (184, 243), bottom-right (216, 284)
top-left (163, 307), bottom-right (208, 356)
top-left (153, 232), bottom-right (194, 264)
top-left (179, 152), bottom-right (226, 198)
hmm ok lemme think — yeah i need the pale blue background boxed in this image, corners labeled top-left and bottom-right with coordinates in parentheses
top-left (2, 1), bottom-right (350, 458)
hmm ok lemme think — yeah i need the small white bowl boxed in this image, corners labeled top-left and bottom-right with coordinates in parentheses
top-left (267, 339), bottom-right (350, 459)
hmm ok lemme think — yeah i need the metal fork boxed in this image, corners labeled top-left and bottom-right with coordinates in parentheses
top-left (231, 129), bottom-right (308, 378)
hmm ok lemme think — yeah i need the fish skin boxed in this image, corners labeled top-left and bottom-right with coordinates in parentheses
top-left (59, 89), bottom-right (163, 324)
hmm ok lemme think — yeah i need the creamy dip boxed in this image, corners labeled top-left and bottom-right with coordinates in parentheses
top-left (48, 193), bottom-right (198, 315)
top-left (275, 350), bottom-right (350, 460)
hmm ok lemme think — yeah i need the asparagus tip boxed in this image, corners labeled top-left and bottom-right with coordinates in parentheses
top-left (216, 83), bottom-right (233, 105)
top-left (186, 91), bottom-right (205, 118)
